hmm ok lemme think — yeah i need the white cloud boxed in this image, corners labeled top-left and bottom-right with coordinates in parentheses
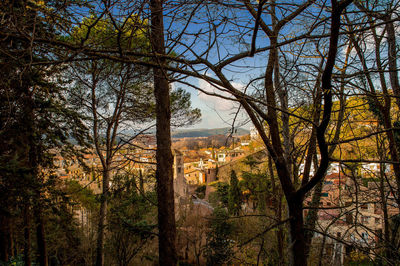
top-left (197, 78), bottom-right (242, 112)
top-left (176, 77), bottom-right (251, 130)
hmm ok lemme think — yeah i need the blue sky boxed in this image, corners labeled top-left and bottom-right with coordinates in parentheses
top-left (173, 77), bottom-right (253, 130)
top-left (72, 1), bottom-right (325, 131)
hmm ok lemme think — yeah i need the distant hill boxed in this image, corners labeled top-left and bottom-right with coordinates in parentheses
top-left (172, 127), bottom-right (249, 138)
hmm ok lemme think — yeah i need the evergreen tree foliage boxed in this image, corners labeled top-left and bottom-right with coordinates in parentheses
top-left (106, 174), bottom-right (157, 265)
top-left (0, 1), bottom-right (90, 264)
top-left (228, 170), bottom-right (241, 216)
top-left (209, 182), bottom-right (230, 208)
top-left (205, 207), bottom-right (234, 266)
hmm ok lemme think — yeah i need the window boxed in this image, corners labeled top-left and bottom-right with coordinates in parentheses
top-left (346, 214), bottom-right (353, 224)
top-left (361, 204), bottom-right (368, 210)
top-left (376, 229), bottom-right (382, 239)
top-left (375, 217), bottom-right (380, 224)
top-left (321, 192), bottom-right (329, 197)
top-left (361, 216), bottom-right (370, 224)
top-left (177, 167), bottom-right (181, 173)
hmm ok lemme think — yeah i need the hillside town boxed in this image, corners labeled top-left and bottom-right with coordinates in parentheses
top-left (53, 128), bottom-right (399, 265)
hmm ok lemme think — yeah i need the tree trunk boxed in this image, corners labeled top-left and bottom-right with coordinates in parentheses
top-left (304, 180), bottom-right (323, 257)
top-left (292, 1), bottom-right (351, 264)
top-left (24, 204), bottom-right (31, 266)
top-left (24, 89), bottom-right (36, 266)
top-left (0, 213), bottom-right (10, 262)
top-left (95, 169), bottom-right (110, 266)
top-left (139, 170), bottom-right (144, 193)
top-left (287, 196), bottom-right (306, 266)
top-left (150, 0), bottom-right (177, 265)
top-left (386, 18), bottom-right (400, 109)
top-left (35, 205), bottom-right (48, 266)
top-left (268, 153), bottom-right (284, 265)
top-left (377, 136), bottom-right (395, 263)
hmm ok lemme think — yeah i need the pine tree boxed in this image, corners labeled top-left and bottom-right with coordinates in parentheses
top-left (0, 1), bottom-right (89, 264)
top-left (228, 170), bottom-right (241, 216)
top-left (205, 207), bottom-right (234, 266)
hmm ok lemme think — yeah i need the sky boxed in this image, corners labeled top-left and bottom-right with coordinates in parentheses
top-left (77, 1), bottom-right (338, 132)
top-left (68, 1), bottom-right (257, 131)
top-left (174, 78), bottom-right (252, 130)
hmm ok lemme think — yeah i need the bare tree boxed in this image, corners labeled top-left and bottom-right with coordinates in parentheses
top-left (154, 1), bottom-right (353, 264)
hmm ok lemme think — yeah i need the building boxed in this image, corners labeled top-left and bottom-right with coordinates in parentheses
top-left (173, 149), bottom-right (187, 197)
top-left (250, 126), bottom-right (259, 140)
top-left (305, 164), bottom-right (398, 264)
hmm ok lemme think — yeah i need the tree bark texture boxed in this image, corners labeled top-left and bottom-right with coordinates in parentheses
top-left (287, 196), bottom-right (306, 266)
top-left (35, 205), bottom-right (48, 266)
top-left (24, 204), bottom-right (31, 266)
top-left (150, 0), bottom-right (177, 265)
top-left (0, 213), bottom-right (10, 262)
top-left (95, 169), bottom-right (110, 266)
